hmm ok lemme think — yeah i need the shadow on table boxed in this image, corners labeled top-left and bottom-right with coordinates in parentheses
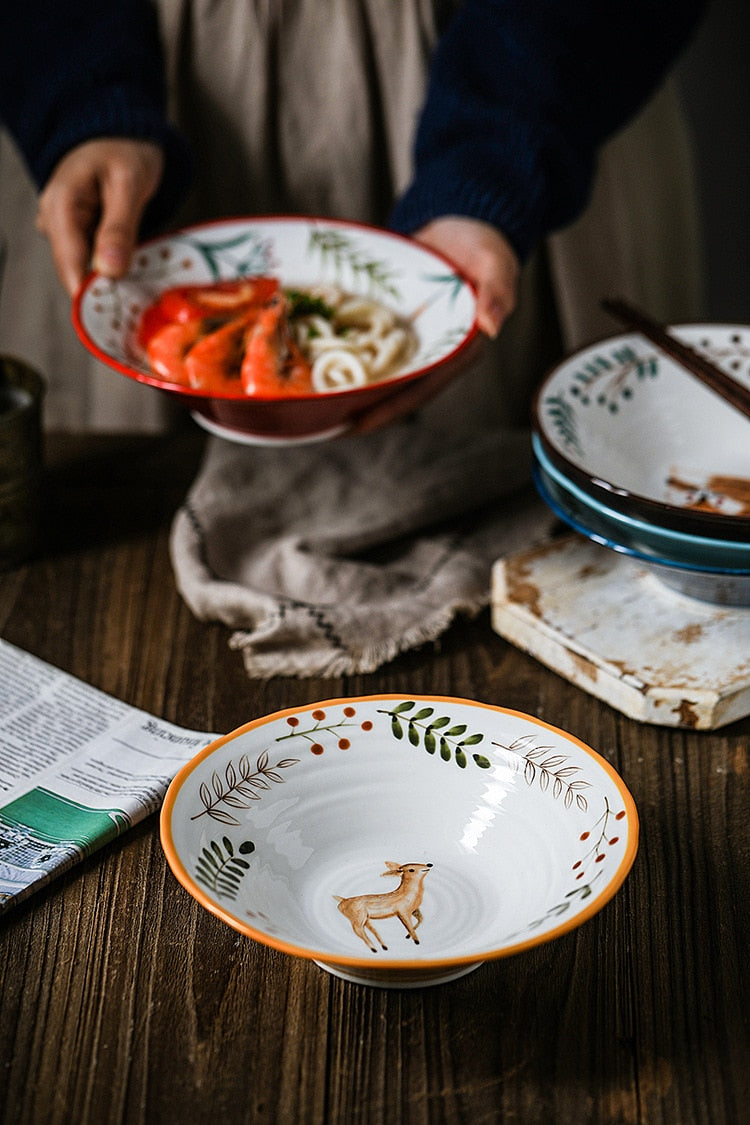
top-left (38, 426), bottom-right (207, 557)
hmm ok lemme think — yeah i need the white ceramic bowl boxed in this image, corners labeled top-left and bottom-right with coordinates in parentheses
top-left (73, 216), bottom-right (478, 445)
top-left (160, 695), bottom-right (638, 988)
top-left (533, 456), bottom-right (750, 606)
top-left (533, 325), bottom-right (750, 541)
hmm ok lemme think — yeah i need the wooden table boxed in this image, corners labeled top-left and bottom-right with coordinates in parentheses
top-left (1, 428), bottom-right (748, 1125)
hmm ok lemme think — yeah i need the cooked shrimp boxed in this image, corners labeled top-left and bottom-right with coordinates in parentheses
top-left (184, 312), bottom-right (257, 392)
top-left (241, 298), bottom-right (312, 396)
top-left (188, 276), bottom-right (280, 314)
top-left (138, 277), bottom-right (281, 351)
top-left (139, 277), bottom-right (417, 396)
top-left (146, 319), bottom-right (206, 383)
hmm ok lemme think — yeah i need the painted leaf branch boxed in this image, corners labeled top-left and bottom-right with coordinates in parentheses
top-left (194, 836), bottom-right (255, 901)
top-left (493, 734), bottom-right (591, 810)
top-left (576, 797), bottom-right (626, 866)
top-left (308, 229), bottom-right (400, 299)
top-left (517, 869), bottom-right (605, 935)
top-left (593, 348), bottom-right (659, 412)
top-left (418, 326), bottom-right (471, 366)
top-left (378, 701), bottom-right (490, 769)
top-left (178, 231), bottom-right (274, 281)
top-left (548, 346), bottom-right (661, 435)
top-left (543, 392), bottom-right (581, 454)
top-left (191, 750), bottom-right (300, 825)
top-left (275, 718), bottom-right (358, 749)
top-left (503, 797), bottom-right (627, 939)
top-left (421, 271), bottom-right (467, 303)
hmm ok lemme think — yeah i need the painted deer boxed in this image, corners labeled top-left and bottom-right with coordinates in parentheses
top-left (335, 861), bottom-right (433, 953)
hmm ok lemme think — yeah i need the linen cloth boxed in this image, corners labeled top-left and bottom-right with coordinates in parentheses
top-left (170, 417), bottom-right (556, 678)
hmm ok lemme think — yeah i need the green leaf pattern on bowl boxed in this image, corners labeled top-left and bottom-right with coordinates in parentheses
top-left (174, 230), bottom-right (277, 280)
top-left (194, 836), bottom-right (256, 901)
top-left (378, 700), bottom-right (488, 769)
top-left (543, 342), bottom-right (661, 455)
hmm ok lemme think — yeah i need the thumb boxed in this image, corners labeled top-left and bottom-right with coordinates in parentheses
top-left (91, 150), bottom-right (162, 278)
top-left (91, 197), bottom-right (144, 279)
top-left (475, 278), bottom-right (515, 339)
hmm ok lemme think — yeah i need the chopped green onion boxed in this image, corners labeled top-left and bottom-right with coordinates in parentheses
top-left (284, 289), bottom-right (335, 320)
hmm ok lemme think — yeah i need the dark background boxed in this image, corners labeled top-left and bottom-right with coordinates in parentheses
top-left (676, 0), bottom-right (750, 320)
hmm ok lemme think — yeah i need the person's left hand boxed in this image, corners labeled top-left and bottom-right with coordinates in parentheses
top-left (413, 216), bottom-right (519, 337)
top-left (347, 216), bottom-right (519, 434)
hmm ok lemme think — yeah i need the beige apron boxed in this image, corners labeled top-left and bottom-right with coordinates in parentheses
top-left (0, 0), bottom-right (702, 432)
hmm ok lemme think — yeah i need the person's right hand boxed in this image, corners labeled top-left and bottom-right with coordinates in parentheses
top-left (413, 216), bottom-right (520, 338)
top-left (36, 137), bottom-right (164, 296)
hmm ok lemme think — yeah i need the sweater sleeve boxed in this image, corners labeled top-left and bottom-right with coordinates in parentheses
top-left (390, 0), bottom-right (708, 260)
top-left (0, 0), bottom-right (192, 230)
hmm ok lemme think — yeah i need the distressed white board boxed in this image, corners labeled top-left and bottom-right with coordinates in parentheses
top-left (491, 535), bottom-right (750, 730)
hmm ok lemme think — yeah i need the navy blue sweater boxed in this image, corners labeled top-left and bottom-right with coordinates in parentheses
top-left (392, 0), bottom-right (707, 257)
top-left (0, 1), bottom-right (191, 232)
top-left (0, 0), bottom-right (706, 259)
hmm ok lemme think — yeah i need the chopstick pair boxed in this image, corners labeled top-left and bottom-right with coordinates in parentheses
top-left (602, 297), bottom-right (750, 422)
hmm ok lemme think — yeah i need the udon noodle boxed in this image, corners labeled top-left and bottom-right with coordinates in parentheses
top-left (288, 285), bottom-right (417, 392)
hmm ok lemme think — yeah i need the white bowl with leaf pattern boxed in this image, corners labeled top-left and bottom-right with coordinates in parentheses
top-left (160, 695), bottom-right (638, 988)
top-left (73, 216), bottom-right (479, 444)
top-left (533, 325), bottom-right (750, 540)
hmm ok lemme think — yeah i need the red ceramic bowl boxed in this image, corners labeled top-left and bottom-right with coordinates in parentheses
top-left (73, 216), bottom-right (479, 445)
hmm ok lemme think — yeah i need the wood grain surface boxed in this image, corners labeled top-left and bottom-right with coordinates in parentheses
top-left (0, 428), bottom-right (748, 1125)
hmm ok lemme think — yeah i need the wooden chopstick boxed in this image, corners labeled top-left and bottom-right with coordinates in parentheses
top-left (601, 297), bottom-right (750, 422)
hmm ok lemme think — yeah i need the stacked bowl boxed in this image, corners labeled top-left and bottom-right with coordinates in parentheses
top-left (531, 324), bottom-right (750, 606)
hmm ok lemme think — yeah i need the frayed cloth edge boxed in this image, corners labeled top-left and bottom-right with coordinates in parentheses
top-left (230, 597), bottom-right (488, 679)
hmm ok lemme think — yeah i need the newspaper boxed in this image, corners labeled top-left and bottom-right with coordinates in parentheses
top-left (0, 638), bottom-right (219, 914)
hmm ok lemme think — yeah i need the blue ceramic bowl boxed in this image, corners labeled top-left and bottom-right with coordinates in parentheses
top-left (532, 454), bottom-right (750, 606)
top-left (533, 435), bottom-right (750, 571)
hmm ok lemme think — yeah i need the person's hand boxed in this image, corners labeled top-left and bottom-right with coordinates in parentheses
top-left (36, 137), bottom-right (164, 296)
top-left (413, 216), bottom-right (519, 338)
top-left (347, 217), bottom-right (518, 434)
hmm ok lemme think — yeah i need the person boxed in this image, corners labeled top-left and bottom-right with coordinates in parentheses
top-left (0, 0), bottom-right (707, 432)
